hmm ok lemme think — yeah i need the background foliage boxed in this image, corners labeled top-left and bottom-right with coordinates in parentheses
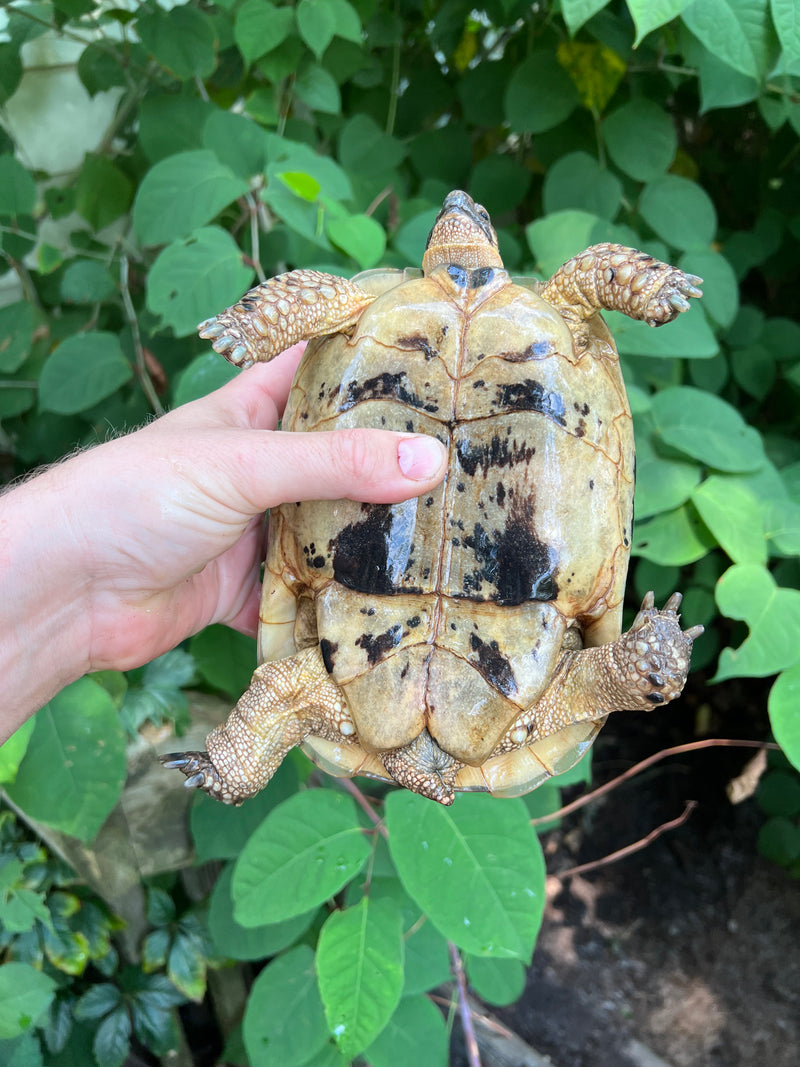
top-left (1, 0), bottom-right (800, 1063)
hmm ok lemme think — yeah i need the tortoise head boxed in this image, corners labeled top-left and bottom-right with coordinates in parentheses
top-left (422, 190), bottom-right (504, 275)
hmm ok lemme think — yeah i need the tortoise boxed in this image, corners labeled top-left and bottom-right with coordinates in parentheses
top-left (163, 190), bottom-right (703, 806)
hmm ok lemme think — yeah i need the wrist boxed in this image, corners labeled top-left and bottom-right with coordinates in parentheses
top-left (0, 465), bottom-right (93, 740)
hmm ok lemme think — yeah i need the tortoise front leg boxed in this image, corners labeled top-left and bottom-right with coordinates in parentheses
top-left (161, 646), bottom-right (358, 804)
top-left (540, 244), bottom-right (702, 328)
top-left (495, 593), bottom-right (703, 755)
top-left (198, 269), bottom-right (376, 368)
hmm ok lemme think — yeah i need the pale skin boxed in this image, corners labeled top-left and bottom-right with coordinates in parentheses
top-left (0, 342), bottom-right (448, 744)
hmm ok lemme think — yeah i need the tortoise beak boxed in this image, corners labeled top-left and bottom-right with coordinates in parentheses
top-left (428, 190), bottom-right (497, 249)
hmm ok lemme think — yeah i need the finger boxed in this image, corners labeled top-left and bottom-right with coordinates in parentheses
top-left (230, 427), bottom-right (448, 512)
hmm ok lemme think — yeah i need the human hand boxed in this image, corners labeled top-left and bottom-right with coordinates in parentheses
top-left (0, 343), bottom-right (447, 737)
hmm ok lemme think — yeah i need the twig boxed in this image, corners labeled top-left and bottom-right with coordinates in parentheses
top-left (530, 739), bottom-right (780, 826)
top-left (336, 778), bottom-right (388, 839)
top-left (449, 942), bottom-right (482, 1067)
top-left (246, 193), bottom-right (266, 283)
top-left (554, 800), bottom-right (697, 879)
top-left (119, 255), bottom-right (164, 416)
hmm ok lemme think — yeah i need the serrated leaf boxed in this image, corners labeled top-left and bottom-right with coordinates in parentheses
top-left (233, 790), bottom-right (370, 925)
top-left (39, 332), bottom-right (132, 415)
top-left (364, 994), bottom-right (449, 1067)
top-left (386, 792), bottom-right (545, 961)
top-left (243, 946), bottom-right (328, 1067)
top-left (92, 1006), bottom-right (131, 1067)
top-left (317, 897), bottom-right (404, 1061)
top-left (650, 386), bottom-right (766, 471)
top-left (133, 150), bottom-right (249, 246)
top-left (74, 984), bottom-right (122, 1022)
top-left (0, 963), bottom-right (56, 1039)
top-left (715, 564), bottom-right (800, 680)
top-left (769, 665), bottom-right (800, 772)
top-left (235, 0), bottom-right (295, 66)
top-left (208, 864), bottom-right (317, 960)
top-left (146, 887), bottom-right (176, 928)
top-left (146, 226), bottom-right (254, 337)
top-left (639, 174), bottom-right (717, 249)
top-left (5, 678), bottom-right (126, 843)
top-left (682, 0), bottom-right (778, 80)
top-left (603, 98), bottom-right (677, 181)
top-left (167, 929), bottom-right (207, 1002)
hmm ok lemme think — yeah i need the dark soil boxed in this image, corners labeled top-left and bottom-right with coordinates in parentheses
top-left (488, 676), bottom-right (800, 1067)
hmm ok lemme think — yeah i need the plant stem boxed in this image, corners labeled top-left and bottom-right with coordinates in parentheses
top-left (449, 941), bottom-right (482, 1067)
top-left (119, 254), bottom-right (164, 416)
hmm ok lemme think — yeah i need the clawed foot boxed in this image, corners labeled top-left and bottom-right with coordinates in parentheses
top-left (160, 751), bottom-right (244, 806)
top-left (618, 591), bottom-right (703, 708)
top-left (644, 268), bottom-right (703, 327)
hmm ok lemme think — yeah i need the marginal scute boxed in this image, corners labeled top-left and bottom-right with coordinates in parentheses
top-left (166, 190), bottom-right (703, 807)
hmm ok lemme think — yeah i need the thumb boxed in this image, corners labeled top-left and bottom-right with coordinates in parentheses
top-left (235, 427), bottom-right (449, 511)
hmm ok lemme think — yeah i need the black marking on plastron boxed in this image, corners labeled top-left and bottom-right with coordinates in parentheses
top-left (456, 434), bottom-right (536, 478)
top-left (471, 267), bottom-right (495, 288)
top-left (397, 334), bottom-right (437, 361)
top-left (499, 340), bottom-right (554, 362)
top-left (461, 497), bottom-right (559, 606)
top-left (339, 372), bottom-right (439, 414)
top-left (469, 633), bottom-right (517, 696)
top-left (496, 482), bottom-right (506, 508)
top-left (320, 639), bottom-right (338, 673)
top-left (332, 506), bottom-right (394, 594)
top-left (356, 624), bottom-right (403, 667)
top-left (495, 379), bottom-right (567, 426)
top-left (447, 265), bottom-right (469, 288)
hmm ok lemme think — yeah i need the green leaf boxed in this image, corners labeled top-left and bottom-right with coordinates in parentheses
top-left (208, 863), bottom-right (316, 960)
top-left (772, 0), bottom-right (800, 63)
top-left (133, 150), bottom-right (249, 246)
top-left (628, 0), bottom-right (692, 43)
top-left (92, 1006), bottom-right (131, 1067)
top-left (0, 156), bottom-right (36, 216)
top-left (235, 0), bottom-right (295, 66)
top-left (634, 502), bottom-right (716, 565)
top-left (603, 98), bottom-right (678, 181)
top-left (0, 719), bottom-right (35, 785)
top-left (338, 114), bottom-right (405, 177)
top-left (757, 816), bottom-right (800, 866)
top-left (0, 44), bottom-right (23, 105)
top-left (242, 946), bottom-right (328, 1067)
top-left (327, 214), bottom-right (386, 268)
top-left (364, 994), bottom-right (449, 1067)
top-left (639, 175), bottom-right (716, 250)
top-left (769, 665), bottom-right (800, 772)
top-left (60, 260), bottom-right (116, 305)
top-left (470, 155), bottom-right (531, 215)
top-left (561, 0), bottom-right (611, 35)
top-left (295, 63), bottom-right (341, 113)
top-left (74, 155), bottom-right (134, 231)
top-left (136, 5), bottom-right (217, 80)
top-left (0, 1032), bottom-right (43, 1067)
top-left (679, 249), bottom-right (739, 328)
top-left (757, 771), bottom-right (800, 816)
top-left (715, 564), bottom-right (800, 680)
top-left (650, 386), bottom-right (766, 471)
top-left (386, 792), bottom-right (545, 961)
top-left (77, 41), bottom-right (129, 97)
top-left (635, 449), bottom-right (701, 519)
top-left (0, 963), bottom-right (56, 1039)
top-left (317, 897), bottom-right (404, 1061)
top-left (138, 96), bottom-right (213, 163)
top-left (691, 475), bottom-right (768, 564)
top-left (526, 209), bottom-right (636, 279)
top-left (146, 226), bottom-right (254, 337)
top-left (0, 301), bottom-right (35, 373)
top-left (297, 0), bottom-right (337, 57)
top-left (39, 332), bottom-right (132, 415)
top-left (5, 677), bottom-right (126, 842)
top-left (465, 955), bottom-right (526, 1006)
top-left (190, 760), bottom-right (299, 862)
top-left (233, 790), bottom-right (370, 925)
top-left (74, 984), bottom-right (122, 1021)
top-left (542, 151), bottom-right (621, 221)
top-left (682, 0), bottom-right (778, 80)
top-left (505, 51), bottom-right (580, 134)
top-left (189, 624), bottom-right (256, 699)
top-left (168, 927), bottom-right (207, 1002)
top-left (202, 110), bottom-right (267, 181)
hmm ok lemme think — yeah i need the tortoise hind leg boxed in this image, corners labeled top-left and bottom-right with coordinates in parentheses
top-left (380, 729), bottom-right (463, 806)
top-left (494, 593), bottom-right (703, 755)
top-left (540, 244), bottom-right (702, 329)
top-left (161, 645), bottom-right (358, 805)
top-left (199, 269), bottom-right (376, 368)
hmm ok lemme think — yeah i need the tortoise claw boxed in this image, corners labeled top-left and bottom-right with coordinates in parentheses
top-left (159, 750), bottom-right (244, 805)
top-left (622, 592), bottom-right (702, 708)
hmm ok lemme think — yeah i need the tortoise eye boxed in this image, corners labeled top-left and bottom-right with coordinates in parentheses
top-left (476, 206), bottom-right (490, 221)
